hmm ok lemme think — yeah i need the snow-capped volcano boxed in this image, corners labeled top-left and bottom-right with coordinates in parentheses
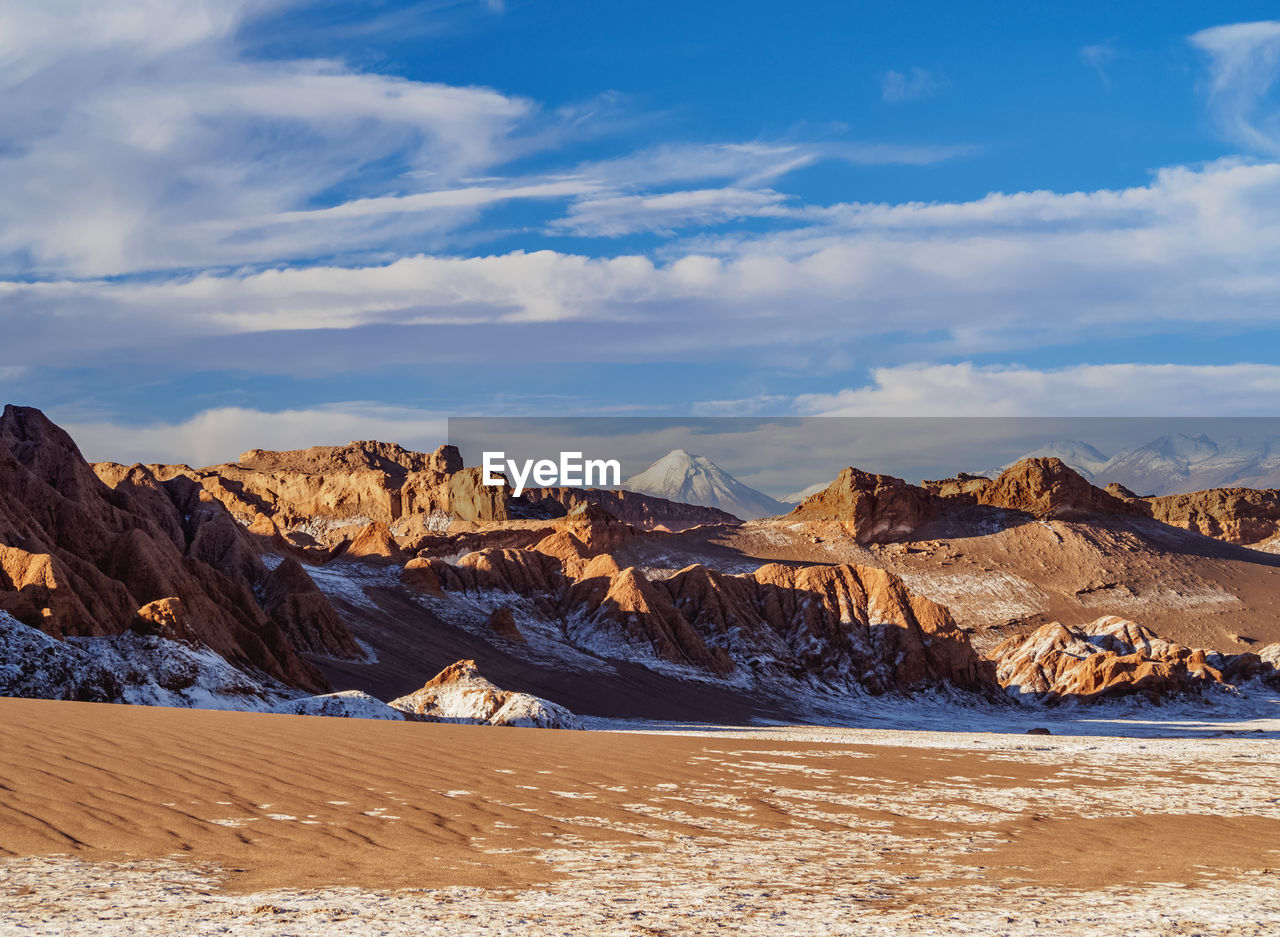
top-left (623, 450), bottom-right (786, 520)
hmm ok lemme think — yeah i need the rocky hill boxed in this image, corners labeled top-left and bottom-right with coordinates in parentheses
top-left (405, 506), bottom-right (996, 696)
top-left (10, 405), bottom-right (1280, 725)
top-left (1121, 487), bottom-right (1280, 548)
top-left (0, 406), bottom-right (354, 692)
top-left (796, 456), bottom-right (1280, 550)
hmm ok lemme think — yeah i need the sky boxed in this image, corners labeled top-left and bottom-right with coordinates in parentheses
top-left (4, 1), bottom-right (1280, 464)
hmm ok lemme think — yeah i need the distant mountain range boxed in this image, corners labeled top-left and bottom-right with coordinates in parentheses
top-left (991, 434), bottom-right (1280, 495)
top-left (779, 481), bottom-right (830, 504)
top-left (623, 450), bottom-right (788, 520)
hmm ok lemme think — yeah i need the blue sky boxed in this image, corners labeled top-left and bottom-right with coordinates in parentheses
top-left (4, 1), bottom-right (1280, 463)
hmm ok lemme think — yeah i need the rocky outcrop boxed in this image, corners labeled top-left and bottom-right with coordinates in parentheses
top-left (0, 405), bottom-right (356, 691)
top-left (793, 458), bottom-right (1141, 542)
top-left (925, 458), bottom-right (1137, 520)
top-left (790, 467), bottom-right (942, 543)
top-left (261, 557), bottom-right (362, 657)
top-left (992, 616), bottom-right (1278, 702)
top-left (528, 502), bottom-right (636, 576)
top-left (135, 441), bottom-right (511, 552)
top-left (339, 521), bottom-right (408, 564)
top-left (389, 659), bottom-right (582, 728)
top-left (518, 486), bottom-right (740, 531)
top-left (1127, 487), bottom-right (1280, 547)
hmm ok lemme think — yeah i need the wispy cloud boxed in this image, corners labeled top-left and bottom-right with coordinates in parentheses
top-left (1191, 20), bottom-right (1280, 154)
top-left (0, 4), bottom-right (972, 281)
top-left (5, 158), bottom-right (1280, 376)
top-left (880, 67), bottom-right (947, 103)
top-left (551, 188), bottom-right (790, 237)
top-left (1080, 39), bottom-right (1118, 85)
top-left (794, 362), bottom-right (1280, 417)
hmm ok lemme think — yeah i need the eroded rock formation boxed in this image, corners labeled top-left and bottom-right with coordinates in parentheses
top-left (390, 659), bottom-right (582, 728)
top-left (0, 405), bottom-right (355, 691)
top-left (789, 467), bottom-right (942, 543)
top-left (139, 441), bottom-right (510, 552)
top-left (1127, 487), bottom-right (1280, 547)
top-left (408, 507), bottom-right (996, 695)
top-left (992, 615), bottom-right (1278, 702)
top-left (518, 486), bottom-right (741, 531)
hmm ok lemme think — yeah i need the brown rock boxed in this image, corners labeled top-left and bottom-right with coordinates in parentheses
top-left (992, 615), bottom-right (1278, 702)
top-left (975, 458), bottom-right (1137, 519)
top-left (132, 596), bottom-right (194, 641)
top-left (518, 486), bottom-right (739, 531)
top-left (261, 557), bottom-right (362, 657)
top-left (1136, 487), bottom-right (1280, 546)
top-left (0, 405), bottom-right (356, 691)
top-left (790, 467), bottom-right (941, 543)
top-left (340, 521), bottom-right (408, 565)
top-left (487, 606), bottom-right (525, 643)
top-left (400, 557), bottom-right (444, 595)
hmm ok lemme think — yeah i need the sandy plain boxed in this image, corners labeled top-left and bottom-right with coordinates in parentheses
top-left (1, 697), bottom-right (1279, 935)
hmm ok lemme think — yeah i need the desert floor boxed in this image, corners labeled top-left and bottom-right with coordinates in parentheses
top-left (2, 697), bottom-right (1280, 935)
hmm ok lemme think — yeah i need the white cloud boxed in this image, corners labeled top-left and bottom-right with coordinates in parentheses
top-left (1080, 40), bottom-right (1118, 84)
top-left (59, 403), bottom-right (448, 466)
top-left (551, 188), bottom-right (790, 237)
top-left (880, 67), bottom-right (947, 103)
top-left (794, 363), bottom-right (1280, 416)
top-left (5, 158), bottom-right (1280, 369)
top-left (576, 140), bottom-right (968, 190)
top-left (1191, 20), bottom-right (1280, 154)
top-left (0, 5), bottom-right (972, 280)
top-left (0, 1), bottom-right (546, 277)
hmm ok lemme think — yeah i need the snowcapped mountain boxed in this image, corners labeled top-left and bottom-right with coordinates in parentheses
top-left (623, 450), bottom-right (786, 520)
top-left (983, 440), bottom-right (1109, 481)
top-left (780, 481), bottom-right (830, 504)
top-left (994, 434), bottom-right (1280, 495)
top-left (1099, 434), bottom-right (1280, 494)
top-left (1098, 434), bottom-right (1219, 494)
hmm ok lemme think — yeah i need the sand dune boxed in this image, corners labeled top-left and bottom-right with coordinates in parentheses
top-left (3, 698), bottom-right (1280, 934)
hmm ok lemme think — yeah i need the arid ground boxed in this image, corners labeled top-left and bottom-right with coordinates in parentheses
top-left (2, 697), bottom-right (1280, 936)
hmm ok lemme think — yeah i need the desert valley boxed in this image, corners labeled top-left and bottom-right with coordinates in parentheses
top-left (2, 403), bottom-right (1280, 933)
